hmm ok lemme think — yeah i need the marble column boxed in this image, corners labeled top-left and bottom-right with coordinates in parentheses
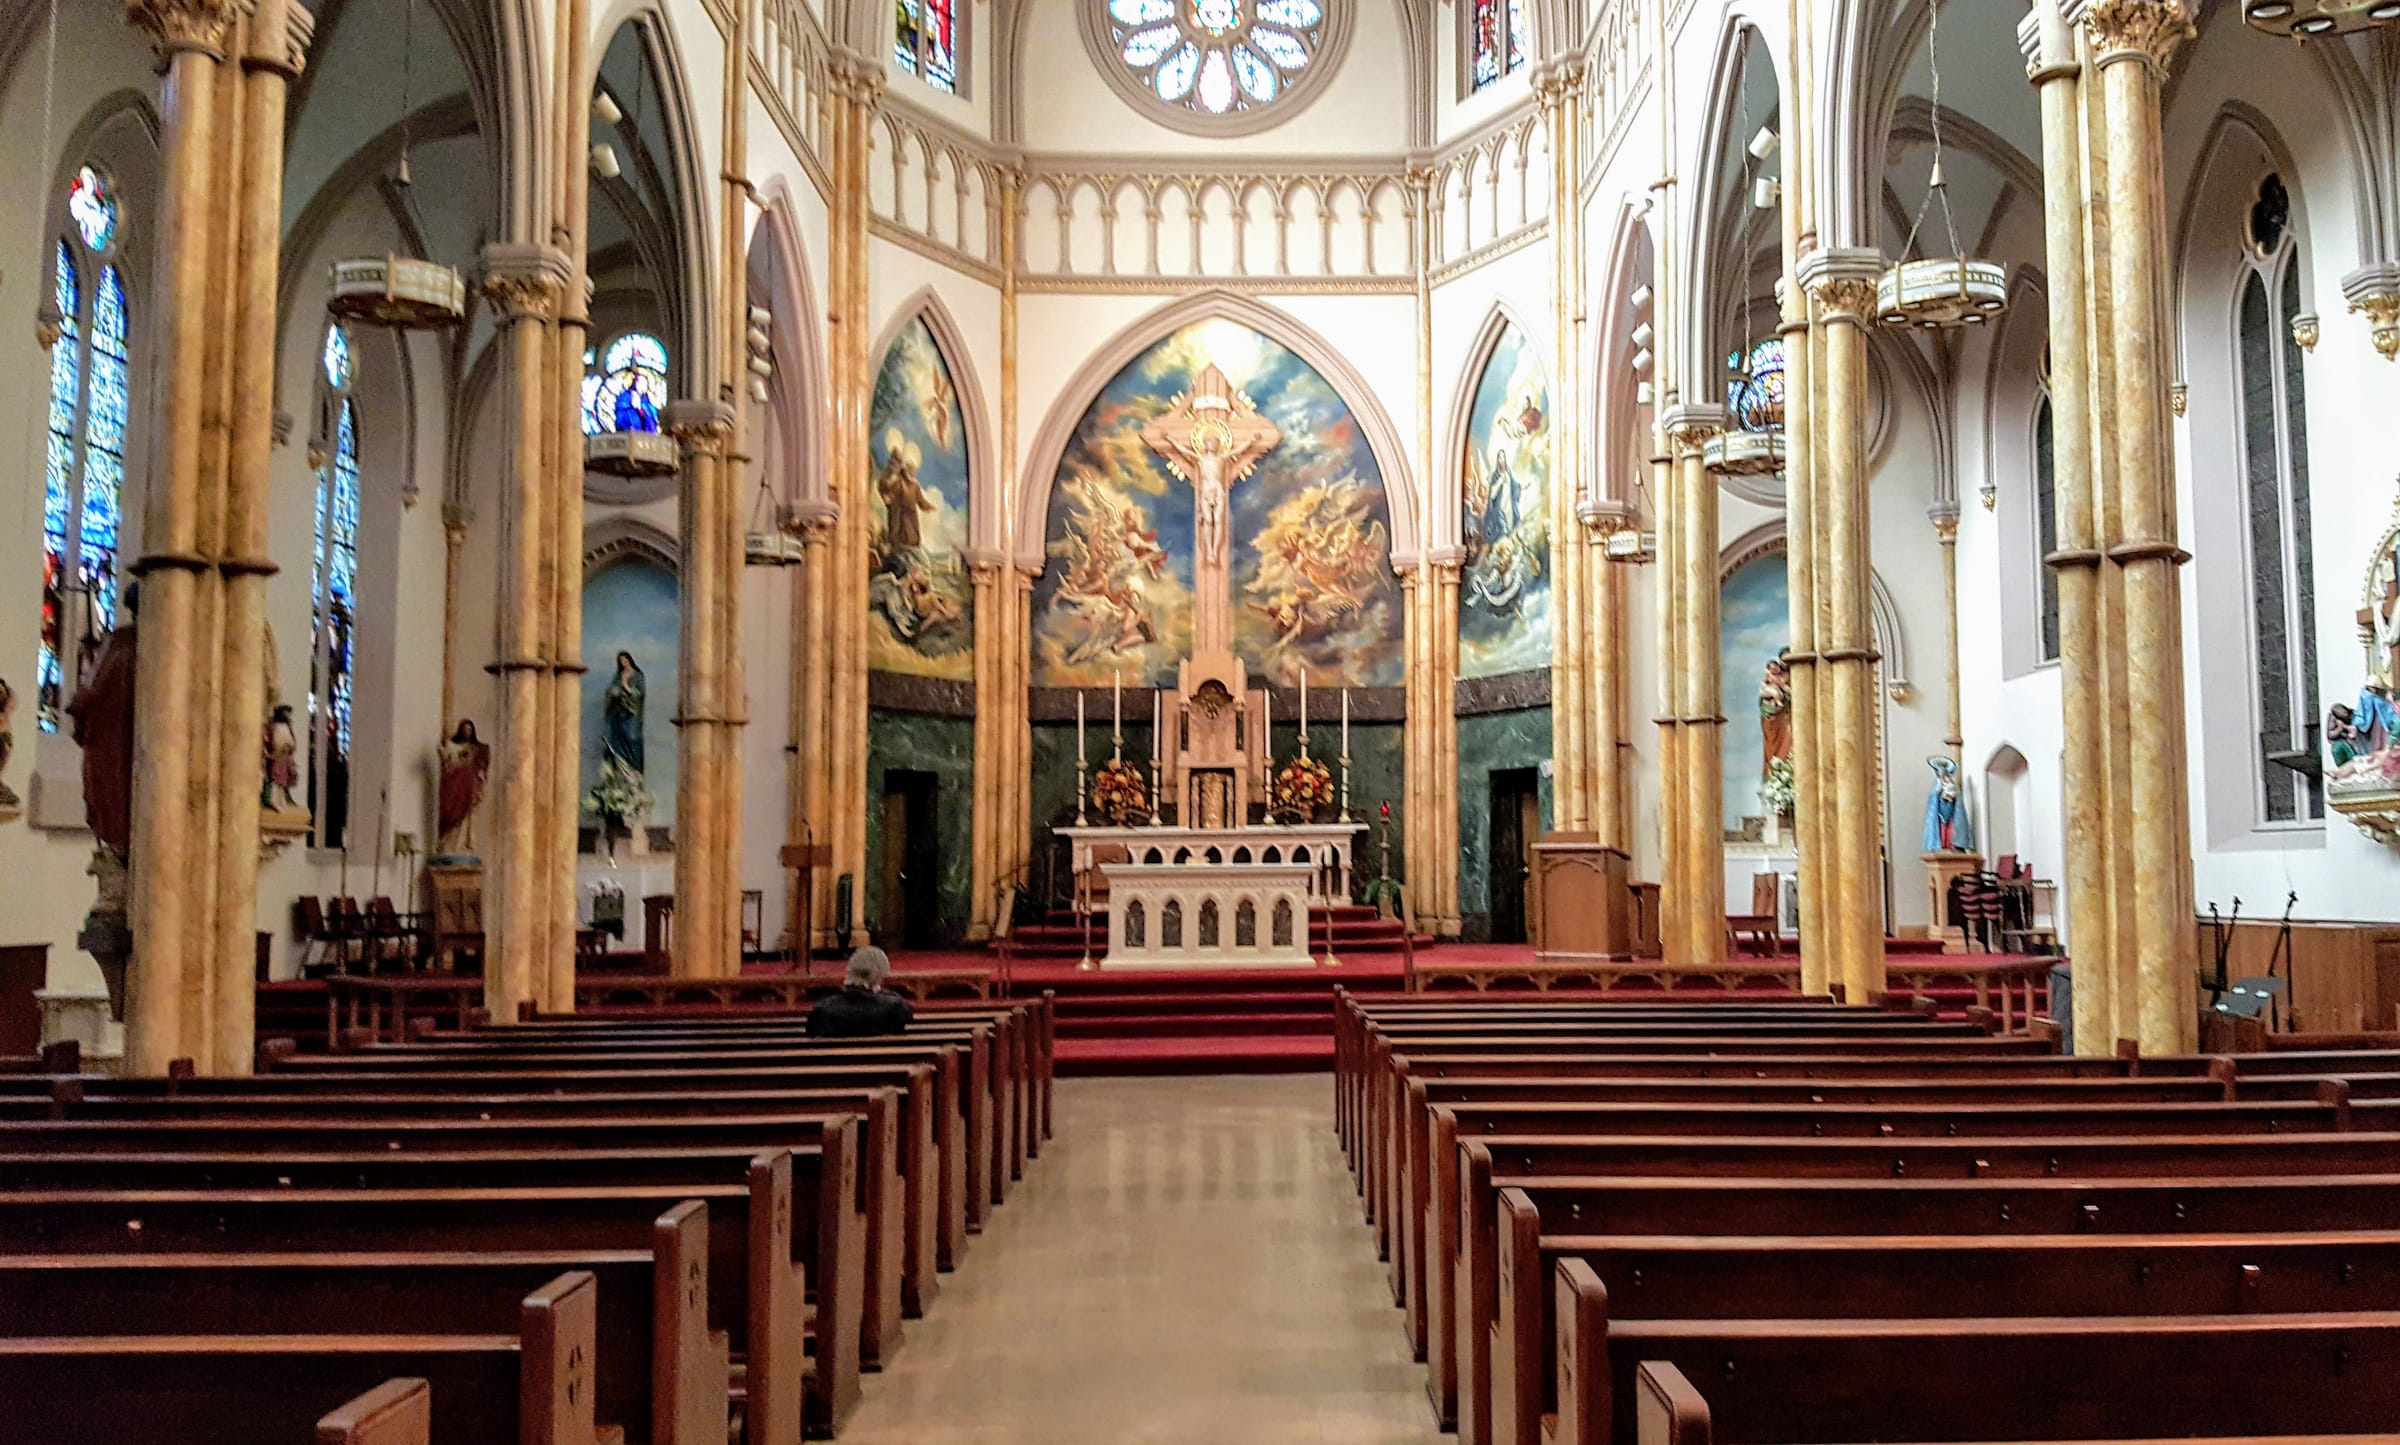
top-left (669, 401), bottom-right (736, 976)
top-left (1781, 294), bottom-right (1830, 993)
top-left (1665, 411), bottom-right (1726, 967)
top-left (1652, 447), bottom-right (1686, 963)
top-left (439, 507), bottom-right (470, 734)
top-left (1541, 62), bottom-right (1589, 836)
top-left (478, 245), bottom-right (569, 1021)
top-left (824, 64), bottom-right (877, 944)
top-left (787, 503), bottom-right (837, 951)
top-left (1799, 249), bottom-right (1887, 1002)
top-left (968, 554), bottom-right (1005, 940)
top-left (2090, 0), bottom-right (2197, 1054)
top-left (544, 0), bottom-right (593, 1012)
top-left (1430, 553), bottom-right (1465, 936)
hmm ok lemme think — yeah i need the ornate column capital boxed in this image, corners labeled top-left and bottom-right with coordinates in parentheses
top-left (1930, 509), bottom-right (1960, 543)
top-left (788, 496), bottom-right (841, 543)
top-left (1661, 404), bottom-right (1727, 458)
top-left (1799, 247), bottom-right (1886, 321)
top-left (125, 0), bottom-right (240, 59)
top-left (2081, 0), bottom-right (2193, 74)
top-left (2342, 263), bottom-right (2400, 362)
top-left (242, 0), bottom-right (315, 79)
top-left (663, 399), bottom-right (737, 455)
top-left (2018, 6), bottom-right (2079, 83)
top-left (478, 244), bottom-right (570, 322)
top-left (1425, 545), bottom-right (1466, 582)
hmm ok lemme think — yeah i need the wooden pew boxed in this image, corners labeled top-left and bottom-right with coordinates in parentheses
top-left (1555, 1312), bottom-right (2400, 1445)
top-left (1499, 1214), bottom-right (2400, 1445)
top-left (316, 1377), bottom-right (432, 1445)
top-left (0, 1154), bottom-right (846, 1438)
top-left (0, 1203), bottom-right (726, 1445)
top-left (0, 1098), bottom-right (914, 1358)
top-left (0, 1114), bottom-right (878, 1398)
top-left (0, 1269), bottom-right (600, 1445)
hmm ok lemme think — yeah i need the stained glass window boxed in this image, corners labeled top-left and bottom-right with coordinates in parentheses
top-left (309, 324), bottom-right (362, 849)
top-left (896, 0), bottom-right (960, 92)
top-left (582, 331), bottom-right (668, 437)
top-left (2034, 396), bottom-right (2058, 665)
top-left (1105, 0), bottom-right (1324, 119)
top-left (2232, 175), bottom-right (2320, 826)
top-left (1469, 0), bottom-right (1526, 91)
top-left (36, 171), bottom-right (133, 737)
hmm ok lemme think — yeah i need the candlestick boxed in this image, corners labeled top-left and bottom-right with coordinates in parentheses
top-left (1112, 670), bottom-right (1122, 760)
top-left (1300, 673), bottom-right (1309, 737)
top-left (1075, 756), bottom-right (1089, 826)
top-left (1340, 752), bottom-right (1353, 824)
top-left (1151, 690), bottom-right (1165, 826)
top-left (1341, 687), bottom-right (1350, 753)
top-left (1077, 692), bottom-right (1087, 763)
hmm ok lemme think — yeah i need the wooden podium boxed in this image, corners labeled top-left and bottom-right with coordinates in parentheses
top-left (781, 842), bottom-right (830, 969)
top-left (1532, 832), bottom-right (1639, 962)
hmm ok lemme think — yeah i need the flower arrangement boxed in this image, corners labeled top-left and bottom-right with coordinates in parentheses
top-left (1759, 755), bottom-right (1797, 818)
top-left (584, 755), bottom-right (652, 833)
top-left (1271, 755), bottom-right (1336, 820)
top-left (1091, 757), bottom-right (1150, 825)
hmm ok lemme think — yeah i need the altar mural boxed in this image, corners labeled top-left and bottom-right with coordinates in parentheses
top-left (867, 318), bottom-right (974, 679)
top-left (1033, 319), bottom-right (1401, 688)
top-left (1458, 324), bottom-right (1554, 678)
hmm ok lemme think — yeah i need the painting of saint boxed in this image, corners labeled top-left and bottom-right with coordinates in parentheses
top-left (867, 319), bottom-right (974, 677)
top-left (1034, 319), bottom-right (1400, 687)
top-left (1458, 326), bottom-right (1553, 677)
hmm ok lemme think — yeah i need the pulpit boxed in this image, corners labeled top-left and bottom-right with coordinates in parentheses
top-left (1531, 832), bottom-right (1637, 962)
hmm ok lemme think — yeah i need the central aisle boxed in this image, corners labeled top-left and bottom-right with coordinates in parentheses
top-left (837, 1074), bottom-right (1447, 1444)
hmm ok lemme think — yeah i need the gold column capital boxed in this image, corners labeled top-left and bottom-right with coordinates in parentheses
top-left (663, 399), bottom-right (737, 456)
top-left (2341, 264), bottom-right (2400, 362)
top-left (1662, 407), bottom-right (1725, 459)
top-left (2082, 0), bottom-right (2193, 73)
top-left (1931, 513), bottom-right (1960, 544)
top-left (478, 244), bottom-right (571, 321)
top-left (125, 0), bottom-right (239, 58)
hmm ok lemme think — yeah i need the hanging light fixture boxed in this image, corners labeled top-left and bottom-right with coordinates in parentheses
top-left (326, 0), bottom-right (465, 330)
top-left (2244, 0), bottom-right (2400, 39)
top-left (1876, 0), bottom-right (2006, 331)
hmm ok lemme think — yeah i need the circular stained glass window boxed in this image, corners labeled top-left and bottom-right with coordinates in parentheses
top-left (68, 166), bottom-right (118, 254)
top-left (1091, 0), bottom-right (1342, 132)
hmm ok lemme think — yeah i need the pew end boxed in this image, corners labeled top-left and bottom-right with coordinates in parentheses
top-left (1550, 1258), bottom-right (1610, 1445)
top-left (317, 1377), bottom-right (433, 1445)
top-left (1631, 1362), bottom-right (1708, 1445)
top-left (653, 1200), bottom-right (734, 1445)
top-left (520, 1270), bottom-right (601, 1445)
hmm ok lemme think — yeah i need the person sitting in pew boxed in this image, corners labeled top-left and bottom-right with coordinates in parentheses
top-left (809, 948), bottom-right (916, 1038)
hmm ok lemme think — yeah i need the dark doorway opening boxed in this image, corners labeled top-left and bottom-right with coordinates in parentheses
top-left (1487, 767), bottom-right (1541, 945)
top-left (878, 770), bottom-right (942, 950)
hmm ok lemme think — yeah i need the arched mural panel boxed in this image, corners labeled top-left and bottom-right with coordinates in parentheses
top-left (1720, 547), bottom-right (1791, 834)
top-left (868, 317), bottom-right (974, 679)
top-left (1032, 318), bottom-right (1402, 688)
top-left (1458, 323), bottom-right (1553, 678)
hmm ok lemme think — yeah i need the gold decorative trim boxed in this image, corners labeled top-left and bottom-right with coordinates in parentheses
top-left (867, 215), bottom-right (1004, 286)
top-left (2083, 0), bottom-right (2194, 71)
top-left (1429, 222), bottom-right (1550, 288)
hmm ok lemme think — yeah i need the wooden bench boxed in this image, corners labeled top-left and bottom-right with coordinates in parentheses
top-left (316, 1377), bottom-right (432, 1445)
top-left (0, 1269), bottom-right (600, 1445)
top-left (0, 1205), bottom-right (726, 1445)
top-left (0, 1155), bottom-right (843, 1437)
top-left (1602, 1331), bottom-right (2400, 1445)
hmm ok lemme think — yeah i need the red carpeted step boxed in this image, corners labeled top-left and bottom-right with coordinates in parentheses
top-left (1054, 1034), bottom-right (1333, 1077)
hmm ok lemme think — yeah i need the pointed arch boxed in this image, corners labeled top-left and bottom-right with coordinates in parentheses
top-left (748, 183), bottom-right (831, 511)
top-left (1438, 300), bottom-right (1550, 556)
top-left (587, 4), bottom-right (717, 398)
top-left (1587, 202), bottom-right (1658, 516)
top-left (1013, 289), bottom-right (1421, 568)
top-left (1682, 9), bottom-right (1787, 406)
top-left (1718, 520), bottom-right (1911, 699)
top-left (870, 286), bottom-right (994, 550)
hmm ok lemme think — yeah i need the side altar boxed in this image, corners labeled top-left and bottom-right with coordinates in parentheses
top-left (1057, 357), bottom-right (1366, 970)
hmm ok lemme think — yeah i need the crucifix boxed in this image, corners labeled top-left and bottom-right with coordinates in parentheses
top-left (1140, 363), bottom-right (1282, 658)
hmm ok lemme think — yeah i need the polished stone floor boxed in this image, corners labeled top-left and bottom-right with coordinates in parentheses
top-left (835, 1073), bottom-right (1446, 1444)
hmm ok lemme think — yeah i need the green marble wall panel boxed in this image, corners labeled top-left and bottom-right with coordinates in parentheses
top-left (864, 707), bottom-right (975, 943)
top-left (1455, 706), bottom-right (1553, 932)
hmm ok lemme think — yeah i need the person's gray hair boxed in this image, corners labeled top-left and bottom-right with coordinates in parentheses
top-left (846, 946), bottom-right (891, 988)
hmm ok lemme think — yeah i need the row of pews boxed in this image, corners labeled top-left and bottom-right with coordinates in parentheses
top-left (0, 992), bottom-right (1055, 1443)
top-left (1332, 989), bottom-right (2400, 1445)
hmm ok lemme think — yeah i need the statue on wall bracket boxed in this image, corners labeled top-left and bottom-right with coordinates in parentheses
top-left (2327, 484), bottom-right (2400, 847)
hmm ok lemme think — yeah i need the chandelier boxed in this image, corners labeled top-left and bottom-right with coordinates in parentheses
top-left (325, 0), bottom-right (464, 330)
top-left (2243, 0), bottom-right (2400, 37)
top-left (1877, 0), bottom-right (2007, 332)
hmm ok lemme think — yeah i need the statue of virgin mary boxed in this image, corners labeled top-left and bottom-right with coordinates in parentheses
top-left (603, 650), bottom-right (647, 782)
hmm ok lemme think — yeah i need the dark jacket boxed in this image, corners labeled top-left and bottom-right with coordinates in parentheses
top-left (807, 985), bottom-right (915, 1038)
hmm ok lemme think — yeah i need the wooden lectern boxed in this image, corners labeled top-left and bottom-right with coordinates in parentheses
top-left (1532, 832), bottom-right (1638, 962)
top-left (781, 842), bottom-right (830, 972)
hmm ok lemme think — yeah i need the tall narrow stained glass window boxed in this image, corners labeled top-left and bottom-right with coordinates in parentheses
top-left (582, 332), bottom-right (669, 437)
top-left (36, 166), bottom-right (132, 735)
top-left (895, 0), bottom-right (960, 93)
top-left (310, 324), bottom-right (362, 849)
top-left (1469, 0), bottom-right (1526, 90)
top-left (2232, 174), bottom-right (2320, 825)
top-left (2034, 396), bottom-right (2059, 664)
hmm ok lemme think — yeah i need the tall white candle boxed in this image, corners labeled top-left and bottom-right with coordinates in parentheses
top-left (1077, 691), bottom-right (1087, 762)
top-left (1300, 673), bottom-right (1309, 736)
top-left (1153, 690), bottom-right (1162, 761)
top-left (1113, 669), bottom-right (1122, 734)
top-left (1263, 688), bottom-right (1272, 744)
top-left (1342, 687), bottom-right (1350, 753)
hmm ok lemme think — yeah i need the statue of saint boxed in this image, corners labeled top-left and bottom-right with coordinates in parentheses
top-left (436, 719), bottom-right (491, 858)
top-left (1920, 755), bottom-right (1974, 854)
top-left (1758, 649), bottom-right (1793, 779)
top-left (602, 651), bottom-right (647, 780)
top-left (67, 585), bottom-right (137, 861)
top-left (261, 704), bottom-right (301, 809)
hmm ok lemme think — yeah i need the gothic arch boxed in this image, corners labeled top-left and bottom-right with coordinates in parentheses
top-left (870, 286), bottom-right (996, 552)
top-left (584, 515), bottom-right (683, 577)
top-left (1587, 199), bottom-right (1657, 516)
top-left (1437, 300), bottom-right (1552, 556)
top-left (1013, 289), bottom-right (1422, 568)
top-left (1717, 520), bottom-right (1911, 701)
top-left (748, 184), bottom-right (830, 512)
top-left (1682, 8), bottom-right (1787, 406)
top-left (588, 4), bottom-right (717, 399)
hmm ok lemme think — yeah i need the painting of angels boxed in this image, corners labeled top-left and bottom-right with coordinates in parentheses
top-left (1458, 325), bottom-right (1554, 677)
top-left (868, 318), bottom-right (975, 678)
